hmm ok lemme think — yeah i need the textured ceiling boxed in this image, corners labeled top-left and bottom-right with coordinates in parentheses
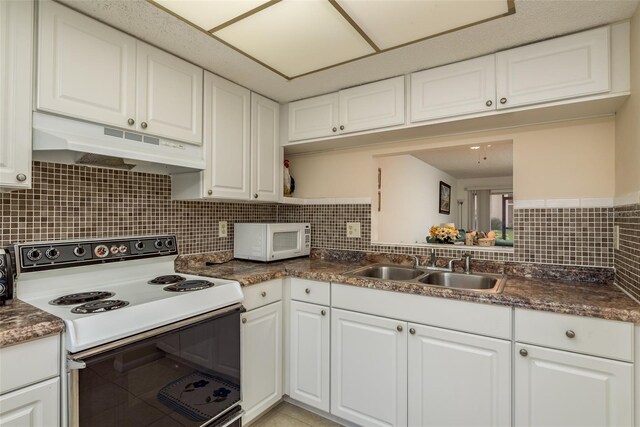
top-left (58, 0), bottom-right (639, 103)
top-left (411, 141), bottom-right (513, 179)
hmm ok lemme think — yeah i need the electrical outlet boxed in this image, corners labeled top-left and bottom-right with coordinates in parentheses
top-left (346, 222), bottom-right (361, 238)
top-left (614, 225), bottom-right (620, 250)
top-left (219, 221), bottom-right (228, 238)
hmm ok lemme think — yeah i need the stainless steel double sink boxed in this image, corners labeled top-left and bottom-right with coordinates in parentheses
top-left (345, 264), bottom-right (506, 293)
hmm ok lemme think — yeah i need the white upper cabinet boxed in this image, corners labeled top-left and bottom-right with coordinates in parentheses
top-left (37, 0), bottom-right (136, 130)
top-left (37, 1), bottom-right (203, 145)
top-left (408, 323), bottom-right (511, 427)
top-left (251, 93), bottom-right (280, 202)
top-left (288, 93), bottom-right (339, 141)
top-left (338, 76), bottom-right (405, 134)
top-left (136, 42), bottom-right (203, 144)
top-left (0, 0), bottom-right (33, 190)
top-left (496, 26), bottom-right (611, 109)
top-left (287, 76), bottom-right (404, 142)
top-left (515, 343), bottom-right (632, 427)
top-left (410, 55), bottom-right (496, 123)
top-left (203, 72), bottom-right (251, 200)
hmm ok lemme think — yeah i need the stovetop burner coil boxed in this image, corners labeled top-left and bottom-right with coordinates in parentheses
top-left (163, 280), bottom-right (215, 293)
top-left (71, 299), bottom-right (130, 314)
top-left (148, 275), bottom-right (186, 285)
top-left (50, 291), bottom-right (115, 306)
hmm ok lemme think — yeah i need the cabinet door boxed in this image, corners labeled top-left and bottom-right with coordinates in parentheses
top-left (515, 343), bottom-right (632, 427)
top-left (251, 94), bottom-right (280, 202)
top-left (339, 76), bottom-right (405, 134)
top-left (289, 301), bottom-right (330, 412)
top-left (0, 378), bottom-right (60, 427)
top-left (0, 0), bottom-right (33, 190)
top-left (288, 93), bottom-right (339, 141)
top-left (408, 323), bottom-right (511, 427)
top-left (496, 26), bottom-right (610, 109)
top-left (241, 302), bottom-right (282, 424)
top-left (203, 72), bottom-right (250, 200)
top-left (410, 55), bottom-right (496, 123)
top-left (136, 42), bottom-right (203, 144)
top-left (37, 0), bottom-right (136, 130)
top-left (331, 308), bottom-right (407, 427)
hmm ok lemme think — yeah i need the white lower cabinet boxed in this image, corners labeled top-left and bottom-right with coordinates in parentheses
top-left (0, 378), bottom-right (60, 427)
top-left (289, 300), bottom-right (330, 412)
top-left (331, 308), bottom-right (408, 427)
top-left (241, 301), bottom-right (283, 424)
top-left (408, 323), bottom-right (511, 427)
top-left (515, 343), bottom-right (633, 427)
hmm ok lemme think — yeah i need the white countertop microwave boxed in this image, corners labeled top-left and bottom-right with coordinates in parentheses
top-left (234, 223), bottom-right (311, 262)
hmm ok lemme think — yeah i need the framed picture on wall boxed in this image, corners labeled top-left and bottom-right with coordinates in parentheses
top-left (439, 181), bottom-right (451, 214)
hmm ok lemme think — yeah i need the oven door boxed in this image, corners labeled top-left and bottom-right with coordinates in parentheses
top-left (68, 305), bottom-right (243, 427)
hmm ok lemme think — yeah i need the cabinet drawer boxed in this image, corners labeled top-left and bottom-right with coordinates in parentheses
top-left (290, 278), bottom-right (330, 306)
top-left (515, 309), bottom-right (633, 361)
top-left (242, 279), bottom-right (283, 311)
top-left (0, 335), bottom-right (60, 394)
top-left (0, 377), bottom-right (60, 426)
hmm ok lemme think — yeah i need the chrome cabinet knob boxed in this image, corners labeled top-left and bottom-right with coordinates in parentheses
top-left (207, 190), bottom-right (213, 195)
top-left (141, 122), bottom-right (148, 129)
top-left (321, 309), bottom-right (326, 316)
top-left (242, 318), bottom-right (247, 324)
top-left (127, 118), bottom-right (135, 126)
top-left (332, 127), bottom-right (337, 132)
top-left (565, 330), bottom-right (576, 339)
top-left (254, 193), bottom-right (258, 199)
top-left (519, 349), bottom-right (528, 357)
top-left (339, 125), bottom-right (345, 130)
top-left (16, 173), bottom-right (27, 182)
top-left (486, 100), bottom-right (493, 107)
top-left (500, 97), bottom-right (507, 104)
top-left (305, 288), bottom-right (311, 294)
top-left (397, 325), bottom-right (403, 332)
top-left (261, 291), bottom-right (266, 297)
top-left (409, 328), bottom-right (416, 335)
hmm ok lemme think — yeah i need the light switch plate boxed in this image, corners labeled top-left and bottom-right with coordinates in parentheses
top-left (219, 221), bottom-right (228, 238)
top-left (346, 222), bottom-right (361, 238)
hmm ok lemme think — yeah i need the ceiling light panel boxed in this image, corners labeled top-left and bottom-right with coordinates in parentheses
top-left (153, 0), bottom-right (271, 32)
top-left (337, 0), bottom-right (511, 50)
top-left (213, 0), bottom-right (376, 78)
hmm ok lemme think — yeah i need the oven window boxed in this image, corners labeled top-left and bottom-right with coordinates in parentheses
top-left (78, 311), bottom-right (241, 426)
top-left (272, 231), bottom-right (299, 252)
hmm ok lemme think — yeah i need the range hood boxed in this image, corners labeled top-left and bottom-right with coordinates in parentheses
top-left (32, 112), bottom-right (205, 173)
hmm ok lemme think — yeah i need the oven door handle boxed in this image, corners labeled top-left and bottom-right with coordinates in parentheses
top-left (67, 359), bottom-right (86, 370)
top-left (214, 409), bottom-right (245, 427)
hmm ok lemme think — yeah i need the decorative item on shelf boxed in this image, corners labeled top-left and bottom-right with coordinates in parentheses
top-left (429, 224), bottom-right (460, 244)
top-left (283, 159), bottom-right (295, 197)
top-left (465, 231), bottom-right (476, 246)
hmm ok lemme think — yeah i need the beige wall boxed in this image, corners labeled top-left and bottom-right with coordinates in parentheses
top-left (288, 117), bottom-right (615, 201)
top-left (615, 8), bottom-right (640, 197)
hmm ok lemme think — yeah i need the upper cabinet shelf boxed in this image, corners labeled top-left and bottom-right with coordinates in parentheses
top-left (37, 0), bottom-right (203, 145)
top-left (283, 23), bottom-right (629, 154)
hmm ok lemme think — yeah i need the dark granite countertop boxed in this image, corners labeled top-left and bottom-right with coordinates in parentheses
top-left (0, 300), bottom-right (64, 348)
top-left (177, 257), bottom-right (640, 323)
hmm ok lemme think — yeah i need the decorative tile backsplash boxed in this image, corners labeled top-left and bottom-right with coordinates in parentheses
top-left (615, 204), bottom-right (640, 300)
top-left (0, 162), bottom-right (617, 270)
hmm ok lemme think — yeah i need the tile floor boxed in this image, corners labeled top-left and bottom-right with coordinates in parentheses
top-left (251, 402), bottom-right (343, 427)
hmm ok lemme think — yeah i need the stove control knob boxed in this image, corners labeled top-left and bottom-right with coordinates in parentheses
top-left (26, 248), bottom-right (43, 261)
top-left (119, 245), bottom-right (128, 254)
top-left (73, 246), bottom-right (86, 257)
top-left (0, 283), bottom-right (5, 296)
top-left (135, 241), bottom-right (145, 251)
top-left (165, 239), bottom-right (174, 249)
top-left (0, 271), bottom-right (4, 280)
top-left (154, 240), bottom-right (164, 250)
top-left (45, 248), bottom-right (60, 260)
top-left (110, 245), bottom-right (119, 254)
top-left (94, 245), bottom-right (109, 258)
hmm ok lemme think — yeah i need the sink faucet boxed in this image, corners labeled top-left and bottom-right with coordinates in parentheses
top-left (414, 249), bottom-right (437, 269)
top-left (447, 253), bottom-right (472, 274)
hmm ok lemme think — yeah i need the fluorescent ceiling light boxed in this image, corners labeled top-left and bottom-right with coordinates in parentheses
top-left (153, 0), bottom-right (271, 31)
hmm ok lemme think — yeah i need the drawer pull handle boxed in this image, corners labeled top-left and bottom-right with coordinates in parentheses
top-left (261, 291), bottom-right (266, 297)
top-left (519, 349), bottom-right (528, 357)
top-left (565, 330), bottom-right (576, 338)
top-left (305, 288), bottom-right (311, 294)
top-left (321, 310), bottom-right (326, 316)
top-left (485, 100), bottom-right (493, 107)
top-left (409, 328), bottom-right (416, 335)
top-left (241, 318), bottom-right (247, 324)
top-left (500, 97), bottom-right (507, 104)
top-left (396, 325), bottom-right (403, 332)
top-left (332, 127), bottom-right (337, 132)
